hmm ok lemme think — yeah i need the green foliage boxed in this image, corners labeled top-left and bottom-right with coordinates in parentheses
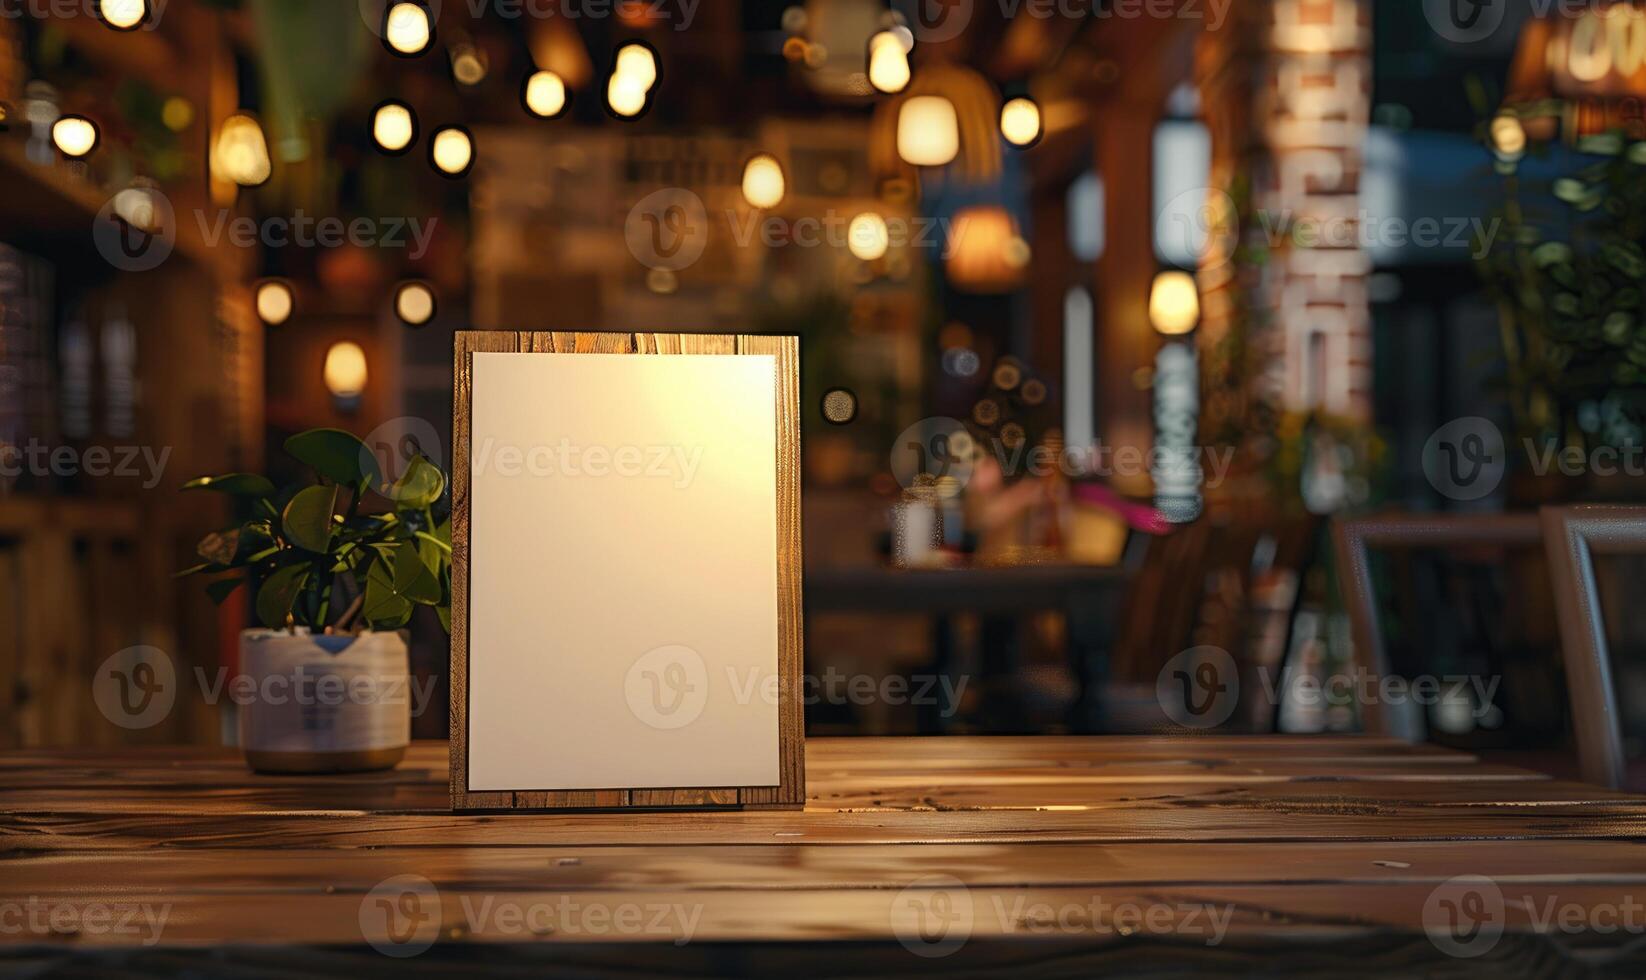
top-left (1480, 126), bottom-right (1646, 452)
top-left (180, 429), bottom-right (451, 634)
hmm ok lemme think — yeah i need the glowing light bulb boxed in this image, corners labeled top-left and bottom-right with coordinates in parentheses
top-left (1000, 97), bottom-right (1042, 147)
top-left (848, 212), bottom-right (889, 261)
top-left (614, 42), bottom-right (658, 90)
top-left (99, 0), bottom-right (145, 30)
top-left (384, 2), bottom-right (432, 56)
top-left (741, 154), bottom-right (786, 209)
top-left (429, 126), bottom-right (474, 177)
top-left (606, 73), bottom-right (649, 117)
top-left (51, 115), bottom-right (99, 159)
top-left (371, 101), bottom-right (417, 154)
top-left (255, 280), bottom-right (294, 326)
top-left (324, 342), bottom-right (369, 400)
top-left (1491, 113), bottom-right (1527, 159)
top-left (1149, 271), bottom-right (1200, 335)
top-left (897, 95), bottom-right (959, 167)
top-left (394, 281), bottom-right (436, 326)
top-left (523, 70), bottom-right (568, 118)
top-left (867, 33), bottom-right (910, 94)
top-left (451, 44), bottom-right (487, 86)
top-left (214, 113), bottom-right (272, 186)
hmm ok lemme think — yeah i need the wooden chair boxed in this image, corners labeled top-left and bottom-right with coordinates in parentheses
top-left (1542, 505), bottom-right (1646, 790)
top-left (1332, 513), bottom-right (1543, 740)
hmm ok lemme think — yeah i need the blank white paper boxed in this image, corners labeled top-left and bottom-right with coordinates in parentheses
top-left (466, 351), bottom-right (780, 791)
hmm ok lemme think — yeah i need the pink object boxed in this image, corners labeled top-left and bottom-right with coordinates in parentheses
top-left (1072, 483), bottom-right (1173, 535)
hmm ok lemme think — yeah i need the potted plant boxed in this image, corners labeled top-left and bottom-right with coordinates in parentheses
top-left (179, 428), bottom-right (451, 773)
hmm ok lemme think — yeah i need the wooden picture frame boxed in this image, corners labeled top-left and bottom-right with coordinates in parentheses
top-left (1541, 505), bottom-right (1646, 790)
top-left (449, 331), bottom-right (804, 811)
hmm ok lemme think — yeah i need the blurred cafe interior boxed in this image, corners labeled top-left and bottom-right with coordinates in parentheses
top-left (1, 0), bottom-right (1645, 788)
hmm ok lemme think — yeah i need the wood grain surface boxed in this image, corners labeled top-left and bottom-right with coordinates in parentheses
top-left (4, 736), bottom-right (1646, 976)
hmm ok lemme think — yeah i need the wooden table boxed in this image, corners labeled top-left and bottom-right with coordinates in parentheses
top-left (4, 737), bottom-right (1646, 975)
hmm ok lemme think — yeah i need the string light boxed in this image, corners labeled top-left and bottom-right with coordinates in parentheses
top-left (213, 113), bottom-right (272, 186)
top-left (1490, 113), bottom-right (1527, 160)
top-left (522, 70), bottom-right (569, 118)
top-left (371, 100), bottom-right (417, 155)
top-left (606, 41), bottom-right (659, 118)
top-left (614, 42), bottom-right (658, 90)
top-left (450, 41), bottom-right (488, 86)
top-left (1149, 271), bottom-right (1200, 335)
top-left (1000, 96), bottom-right (1042, 148)
top-left (324, 342), bottom-right (369, 402)
top-left (254, 280), bottom-right (294, 326)
top-left (394, 281), bottom-right (437, 327)
top-left (741, 154), bottom-right (786, 209)
top-left (429, 125), bottom-right (474, 178)
top-left (98, 0), bottom-right (146, 30)
top-left (383, 1), bottom-right (433, 57)
top-left (51, 114), bottom-right (99, 159)
top-left (897, 95), bottom-right (959, 167)
top-left (848, 212), bottom-right (889, 261)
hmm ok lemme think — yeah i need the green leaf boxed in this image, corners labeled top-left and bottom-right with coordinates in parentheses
top-left (182, 473), bottom-right (277, 497)
top-left (386, 455), bottom-right (445, 508)
top-left (437, 603), bottom-right (451, 634)
top-left (256, 565), bottom-right (310, 628)
top-left (196, 529), bottom-right (240, 566)
top-left (363, 557), bottom-right (414, 628)
top-left (282, 485), bottom-right (339, 553)
top-left (391, 543), bottom-right (442, 605)
top-left (285, 429), bottom-right (378, 488)
top-left (206, 577), bottom-right (245, 605)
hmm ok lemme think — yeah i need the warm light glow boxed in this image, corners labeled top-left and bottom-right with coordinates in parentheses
top-left (255, 281), bottom-right (294, 326)
top-left (524, 70), bottom-right (568, 117)
top-left (945, 206), bottom-right (1026, 293)
top-left (606, 73), bottom-right (649, 117)
top-left (384, 2), bottom-right (432, 56)
top-left (324, 342), bottom-right (369, 399)
top-left (1000, 97), bottom-right (1042, 147)
top-left (897, 95), bottom-right (959, 167)
top-left (394, 281), bottom-right (436, 326)
top-left (1490, 113), bottom-right (1527, 158)
top-left (112, 182), bottom-right (161, 230)
top-left (848, 212), bottom-right (889, 261)
top-left (741, 153), bottom-right (786, 209)
top-left (99, 0), bottom-right (145, 29)
top-left (372, 101), bottom-right (416, 154)
top-left (214, 113), bottom-right (272, 186)
top-left (451, 45), bottom-right (487, 86)
top-left (161, 96), bottom-right (193, 132)
top-left (430, 126), bottom-right (474, 176)
top-left (51, 115), bottom-right (98, 159)
top-left (1149, 271), bottom-right (1201, 335)
top-left (614, 42), bottom-right (658, 90)
top-left (867, 33), bottom-right (910, 94)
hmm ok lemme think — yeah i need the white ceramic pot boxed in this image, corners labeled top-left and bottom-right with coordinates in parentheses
top-left (237, 629), bottom-right (411, 773)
